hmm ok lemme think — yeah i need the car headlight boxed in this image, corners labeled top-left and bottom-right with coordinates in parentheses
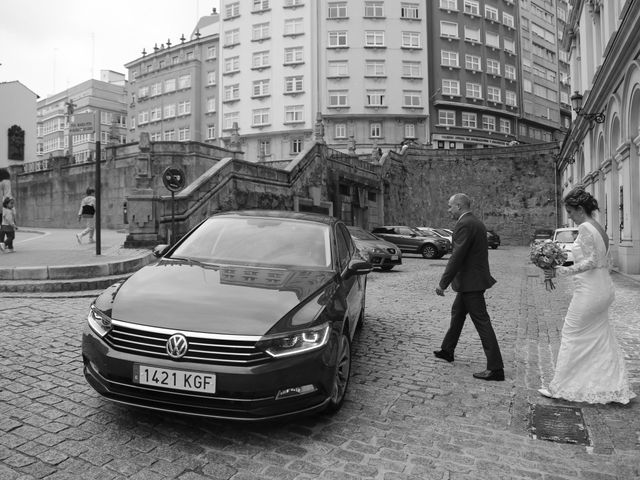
top-left (87, 305), bottom-right (112, 338)
top-left (257, 323), bottom-right (330, 358)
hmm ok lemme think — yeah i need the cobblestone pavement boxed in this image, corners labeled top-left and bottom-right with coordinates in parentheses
top-left (1, 247), bottom-right (639, 480)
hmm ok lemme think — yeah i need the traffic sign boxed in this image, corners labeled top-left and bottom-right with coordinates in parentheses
top-left (162, 167), bottom-right (186, 192)
top-left (70, 113), bottom-right (95, 134)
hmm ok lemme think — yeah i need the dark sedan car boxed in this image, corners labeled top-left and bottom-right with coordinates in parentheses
top-left (82, 210), bottom-right (372, 421)
top-left (487, 230), bottom-right (501, 249)
top-left (371, 225), bottom-right (450, 259)
top-left (347, 226), bottom-right (402, 271)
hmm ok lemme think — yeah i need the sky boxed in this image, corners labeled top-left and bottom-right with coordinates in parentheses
top-left (0, 0), bottom-right (220, 99)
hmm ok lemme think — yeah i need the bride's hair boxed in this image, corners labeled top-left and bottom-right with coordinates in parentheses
top-left (563, 185), bottom-right (599, 215)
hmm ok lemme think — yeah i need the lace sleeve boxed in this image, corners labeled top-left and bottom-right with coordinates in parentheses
top-left (556, 224), bottom-right (598, 276)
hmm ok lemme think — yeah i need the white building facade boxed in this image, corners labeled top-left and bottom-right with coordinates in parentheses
top-left (0, 81), bottom-right (38, 168)
top-left (558, 0), bottom-right (640, 274)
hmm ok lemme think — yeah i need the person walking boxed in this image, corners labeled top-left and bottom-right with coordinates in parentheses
top-left (539, 186), bottom-right (635, 404)
top-left (0, 168), bottom-right (11, 226)
top-left (433, 193), bottom-right (505, 381)
top-left (0, 197), bottom-right (18, 253)
top-left (76, 187), bottom-right (96, 244)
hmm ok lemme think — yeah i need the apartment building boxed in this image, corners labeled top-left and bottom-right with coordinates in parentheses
top-left (36, 73), bottom-right (128, 165)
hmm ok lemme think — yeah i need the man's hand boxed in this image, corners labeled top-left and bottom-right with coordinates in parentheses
top-left (435, 287), bottom-right (445, 296)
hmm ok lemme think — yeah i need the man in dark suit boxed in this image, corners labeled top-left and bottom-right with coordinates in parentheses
top-left (434, 193), bottom-right (504, 381)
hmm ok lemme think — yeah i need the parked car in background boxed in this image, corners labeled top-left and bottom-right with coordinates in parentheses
top-left (530, 228), bottom-right (554, 246)
top-left (553, 227), bottom-right (579, 265)
top-left (415, 227), bottom-right (453, 253)
top-left (370, 225), bottom-right (450, 259)
top-left (487, 230), bottom-right (501, 249)
top-left (82, 210), bottom-right (372, 421)
top-left (348, 226), bottom-right (402, 271)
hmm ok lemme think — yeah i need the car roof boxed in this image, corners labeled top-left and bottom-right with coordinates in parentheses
top-left (212, 210), bottom-right (336, 226)
top-left (554, 227), bottom-right (578, 232)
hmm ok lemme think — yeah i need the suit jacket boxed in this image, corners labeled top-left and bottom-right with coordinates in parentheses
top-left (439, 212), bottom-right (496, 292)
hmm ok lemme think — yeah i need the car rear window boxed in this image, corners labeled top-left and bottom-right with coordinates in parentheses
top-left (555, 230), bottom-right (578, 243)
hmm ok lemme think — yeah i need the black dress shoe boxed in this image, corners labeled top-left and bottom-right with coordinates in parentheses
top-left (473, 369), bottom-right (505, 381)
top-left (433, 350), bottom-right (454, 363)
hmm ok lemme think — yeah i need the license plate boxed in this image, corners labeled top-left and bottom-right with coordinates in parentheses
top-left (134, 365), bottom-right (216, 393)
top-left (391, 255), bottom-right (398, 260)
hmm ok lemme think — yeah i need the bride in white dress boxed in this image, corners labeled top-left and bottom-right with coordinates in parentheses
top-left (540, 186), bottom-right (636, 404)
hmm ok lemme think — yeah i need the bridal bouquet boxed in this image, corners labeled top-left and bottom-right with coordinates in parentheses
top-left (529, 240), bottom-right (567, 291)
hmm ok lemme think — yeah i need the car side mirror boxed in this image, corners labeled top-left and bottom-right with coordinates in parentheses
top-left (345, 259), bottom-right (372, 278)
top-left (153, 244), bottom-right (170, 258)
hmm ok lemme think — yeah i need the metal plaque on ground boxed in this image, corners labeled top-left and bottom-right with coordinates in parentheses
top-left (529, 404), bottom-right (590, 445)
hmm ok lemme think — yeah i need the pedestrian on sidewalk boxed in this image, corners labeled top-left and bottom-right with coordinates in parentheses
top-left (76, 187), bottom-right (96, 244)
top-left (0, 168), bottom-right (11, 226)
top-left (539, 186), bottom-right (636, 404)
top-left (433, 193), bottom-right (505, 381)
top-left (0, 197), bottom-right (18, 253)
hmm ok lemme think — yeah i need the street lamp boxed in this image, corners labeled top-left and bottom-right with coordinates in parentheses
top-left (570, 91), bottom-right (605, 124)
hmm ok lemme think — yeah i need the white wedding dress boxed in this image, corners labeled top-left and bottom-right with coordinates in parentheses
top-left (545, 222), bottom-right (636, 404)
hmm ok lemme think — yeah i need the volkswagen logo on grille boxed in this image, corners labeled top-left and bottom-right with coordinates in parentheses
top-left (166, 334), bottom-right (188, 359)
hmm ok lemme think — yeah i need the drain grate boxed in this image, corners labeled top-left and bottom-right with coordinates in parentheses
top-left (529, 404), bottom-right (590, 445)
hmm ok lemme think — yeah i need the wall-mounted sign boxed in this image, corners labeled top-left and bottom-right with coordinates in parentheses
top-left (70, 113), bottom-right (95, 134)
top-left (162, 166), bottom-right (186, 192)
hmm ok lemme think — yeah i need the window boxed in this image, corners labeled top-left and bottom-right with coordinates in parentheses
top-left (402, 31), bottom-right (421, 48)
top-left (284, 76), bottom-right (303, 93)
top-left (290, 138), bottom-right (303, 154)
top-left (206, 97), bottom-right (216, 113)
top-left (485, 5), bottom-right (498, 21)
top-left (252, 108), bottom-right (270, 126)
top-left (366, 90), bottom-right (385, 106)
top-left (504, 38), bottom-right (516, 54)
top-left (505, 64), bottom-right (516, 80)
top-left (252, 51), bottom-right (270, 68)
top-left (486, 31), bottom-right (500, 48)
top-left (224, 56), bottom-right (240, 73)
top-left (284, 47), bottom-right (304, 64)
top-left (163, 104), bottom-right (176, 118)
top-left (441, 50), bottom-right (459, 67)
top-left (206, 71), bottom-right (216, 86)
top-left (442, 79), bottom-right (460, 96)
top-left (150, 107), bottom-right (161, 122)
top-left (284, 18), bottom-right (304, 36)
top-left (335, 123), bottom-right (346, 138)
top-left (464, 26), bottom-right (480, 42)
top-left (178, 75), bottom-right (191, 89)
top-left (440, 21), bottom-right (458, 38)
top-left (206, 46), bottom-right (217, 59)
top-left (285, 0), bottom-right (304, 5)
top-left (225, 2), bottom-right (240, 18)
top-left (253, 79), bottom-right (270, 97)
top-left (138, 111), bottom-right (149, 125)
top-left (402, 61), bottom-right (421, 77)
top-left (370, 122), bottom-right (382, 138)
top-left (252, 22), bottom-right (270, 41)
top-left (505, 91), bottom-right (517, 106)
top-left (253, 0), bottom-right (270, 12)
top-left (328, 60), bottom-right (348, 77)
top-left (440, 0), bottom-right (457, 10)
top-left (401, 3), bottom-right (419, 19)
top-left (500, 119), bottom-right (511, 134)
top-left (329, 90), bottom-right (348, 107)
top-left (328, 2), bottom-right (347, 18)
top-left (224, 84), bottom-right (240, 101)
top-left (503, 12), bottom-right (515, 28)
top-left (364, 1), bottom-right (384, 17)
top-left (482, 115), bottom-right (496, 131)
top-left (531, 23), bottom-right (556, 43)
top-left (206, 124), bottom-right (216, 140)
top-left (163, 130), bottom-right (175, 141)
top-left (186, 51), bottom-right (194, 61)
top-left (439, 110), bottom-right (455, 126)
top-left (178, 127), bottom-right (190, 141)
top-left (465, 54), bottom-right (481, 71)
top-left (225, 28), bottom-right (240, 47)
top-left (285, 105), bottom-right (304, 123)
top-left (258, 139), bottom-right (271, 158)
top-left (150, 82), bottom-right (162, 96)
top-left (465, 82), bottom-right (482, 99)
top-left (365, 60), bottom-right (385, 76)
top-left (523, 79), bottom-right (532, 93)
top-left (462, 112), bottom-right (477, 128)
top-left (328, 31), bottom-right (348, 47)
top-left (404, 123), bottom-right (416, 138)
top-left (138, 86), bottom-right (149, 98)
top-left (365, 31), bottom-right (385, 47)
top-left (149, 132), bottom-right (162, 142)
top-left (403, 90), bottom-right (421, 107)
top-left (487, 87), bottom-right (501, 103)
top-left (486, 58), bottom-right (501, 75)
top-left (224, 112), bottom-right (239, 130)
top-left (177, 101), bottom-right (191, 115)
top-left (463, 0), bottom-right (479, 15)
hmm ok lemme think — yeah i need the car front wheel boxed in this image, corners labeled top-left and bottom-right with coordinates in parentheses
top-left (325, 332), bottom-right (351, 413)
top-left (421, 244), bottom-right (437, 259)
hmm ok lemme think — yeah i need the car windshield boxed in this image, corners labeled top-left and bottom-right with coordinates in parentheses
top-left (170, 217), bottom-right (331, 268)
top-left (433, 228), bottom-right (450, 237)
top-left (348, 227), bottom-right (379, 241)
top-left (555, 230), bottom-right (578, 243)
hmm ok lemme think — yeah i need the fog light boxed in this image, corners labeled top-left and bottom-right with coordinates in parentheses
top-left (276, 384), bottom-right (316, 400)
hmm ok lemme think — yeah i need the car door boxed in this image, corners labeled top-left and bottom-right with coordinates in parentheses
top-left (396, 226), bottom-right (421, 252)
top-left (336, 223), bottom-right (365, 339)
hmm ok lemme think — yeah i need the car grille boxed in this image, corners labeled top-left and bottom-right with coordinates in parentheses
top-left (387, 248), bottom-right (397, 254)
top-left (104, 320), bottom-right (270, 366)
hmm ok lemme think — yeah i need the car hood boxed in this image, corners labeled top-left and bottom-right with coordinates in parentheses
top-left (98, 261), bottom-right (335, 335)
top-left (354, 239), bottom-right (396, 250)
